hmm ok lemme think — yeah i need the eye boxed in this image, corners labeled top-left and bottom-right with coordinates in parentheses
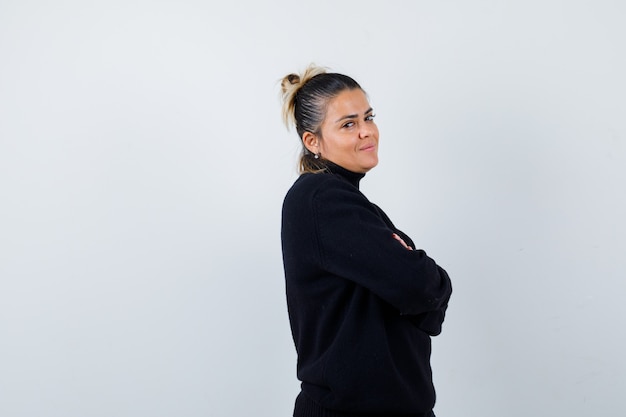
top-left (365, 114), bottom-right (376, 122)
top-left (342, 121), bottom-right (355, 128)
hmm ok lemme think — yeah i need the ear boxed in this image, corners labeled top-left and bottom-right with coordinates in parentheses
top-left (302, 131), bottom-right (320, 155)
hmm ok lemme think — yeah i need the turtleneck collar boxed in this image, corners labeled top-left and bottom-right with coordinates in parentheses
top-left (324, 160), bottom-right (366, 189)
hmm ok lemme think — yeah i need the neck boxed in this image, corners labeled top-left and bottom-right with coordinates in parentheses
top-left (324, 160), bottom-right (366, 189)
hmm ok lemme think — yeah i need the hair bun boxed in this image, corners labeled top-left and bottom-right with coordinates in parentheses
top-left (280, 64), bottom-right (327, 129)
top-left (281, 73), bottom-right (301, 96)
top-left (287, 73), bottom-right (300, 86)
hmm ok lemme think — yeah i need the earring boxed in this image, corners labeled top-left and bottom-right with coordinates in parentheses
top-left (314, 153), bottom-right (319, 159)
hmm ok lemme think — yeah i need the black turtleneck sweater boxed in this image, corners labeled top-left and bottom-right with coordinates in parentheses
top-left (281, 162), bottom-right (452, 417)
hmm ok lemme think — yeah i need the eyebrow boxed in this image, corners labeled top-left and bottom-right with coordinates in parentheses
top-left (334, 107), bottom-right (374, 123)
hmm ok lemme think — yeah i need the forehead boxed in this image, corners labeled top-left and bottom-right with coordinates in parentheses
top-left (325, 89), bottom-right (370, 117)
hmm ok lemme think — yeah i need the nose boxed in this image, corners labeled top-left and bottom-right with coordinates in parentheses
top-left (359, 122), bottom-right (375, 139)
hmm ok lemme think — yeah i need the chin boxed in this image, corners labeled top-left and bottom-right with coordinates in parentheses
top-left (362, 161), bottom-right (379, 173)
top-left (366, 157), bottom-right (379, 171)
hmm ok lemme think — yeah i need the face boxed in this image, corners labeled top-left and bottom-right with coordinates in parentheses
top-left (307, 89), bottom-right (379, 174)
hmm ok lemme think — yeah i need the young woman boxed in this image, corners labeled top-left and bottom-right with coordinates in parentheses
top-left (280, 65), bottom-right (452, 417)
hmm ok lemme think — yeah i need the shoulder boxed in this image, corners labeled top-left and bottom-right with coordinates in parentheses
top-left (286, 171), bottom-right (368, 202)
top-left (284, 172), bottom-right (374, 221)
top-left (284, 172), bottom-right (355, 203)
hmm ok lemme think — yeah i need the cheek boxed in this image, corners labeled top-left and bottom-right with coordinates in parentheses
top-left (319, 141), bottom-right (331, 155)
top-left (321, 137), bottom-right (343, 155)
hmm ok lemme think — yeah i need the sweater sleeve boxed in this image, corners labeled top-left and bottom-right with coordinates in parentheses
top-left (313, 180), bottom-right (452, 317)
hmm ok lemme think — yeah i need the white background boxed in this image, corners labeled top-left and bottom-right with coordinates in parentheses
top-left (1, 1), bottom-right (625, 416)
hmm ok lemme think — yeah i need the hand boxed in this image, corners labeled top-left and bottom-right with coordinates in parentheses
top-left (392, 233), bottom-right (413, 251)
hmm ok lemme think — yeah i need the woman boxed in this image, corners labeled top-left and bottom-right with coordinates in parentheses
top-left (280, 65), bottom-right (452, 417)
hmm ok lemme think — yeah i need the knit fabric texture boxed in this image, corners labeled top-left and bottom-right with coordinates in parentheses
top-left (281, 162), bottom-right (452, 417)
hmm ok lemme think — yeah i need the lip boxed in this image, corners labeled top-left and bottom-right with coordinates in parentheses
top-left (360, 144), bottom-right (377, 151)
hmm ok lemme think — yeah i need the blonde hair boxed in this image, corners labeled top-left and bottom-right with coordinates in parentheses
top-left (280, 64), bottom-right (362, 174)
